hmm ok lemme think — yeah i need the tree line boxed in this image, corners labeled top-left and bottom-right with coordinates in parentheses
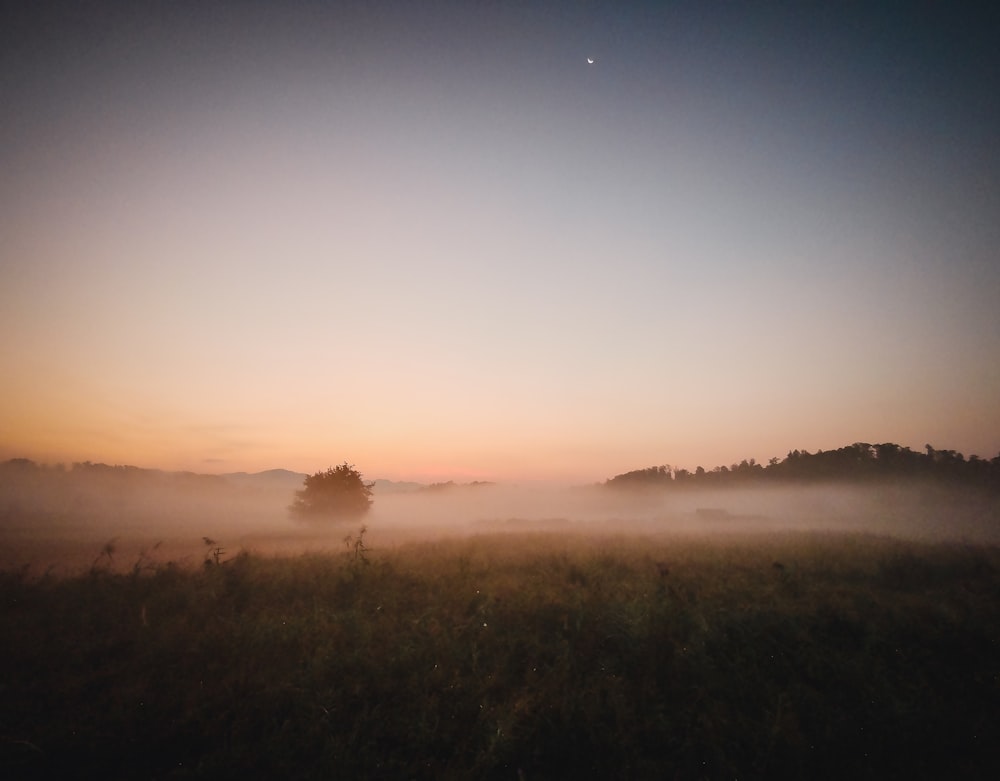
top-left (604, 442), bottom-right (1000, 491)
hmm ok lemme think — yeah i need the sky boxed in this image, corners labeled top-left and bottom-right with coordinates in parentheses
top-left (2, 1), bottom-right (999, 483)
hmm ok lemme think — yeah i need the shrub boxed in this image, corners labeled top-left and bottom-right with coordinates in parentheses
top-left (289, 463), bottom-right (373, 522)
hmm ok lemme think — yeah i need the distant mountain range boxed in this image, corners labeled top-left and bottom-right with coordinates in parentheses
top-left (177, 470), bottom-right (435, 495)
top-left (214, 473), bottom-right (489, 495)
top-left (0, 459), bottom-right (459, 496)
top-left (6, 441), bottom-right (1000, 495)
top-left (221, 469), bottom-right (307, 487)
top-left (371, 479), bottom-right (426, 494)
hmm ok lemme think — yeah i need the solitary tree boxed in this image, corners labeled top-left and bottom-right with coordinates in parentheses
top-left (289, 463), bottom-right (374, 521)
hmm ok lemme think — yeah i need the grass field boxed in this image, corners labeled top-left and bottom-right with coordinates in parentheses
top-left (2, 529), bottom-right (999, 779)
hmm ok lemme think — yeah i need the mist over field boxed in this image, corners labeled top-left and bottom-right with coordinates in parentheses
top-left (3, 459), bottom-right (998, 573)
top-left (4, 456), bottom-right (1000, 779)
top-left (372, 479), bottom-right (1000, 542)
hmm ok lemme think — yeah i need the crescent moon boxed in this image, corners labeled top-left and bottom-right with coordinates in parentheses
top-left (587, 57), bottom-right (595, 64)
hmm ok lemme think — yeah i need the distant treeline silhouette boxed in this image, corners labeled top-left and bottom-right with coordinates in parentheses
top-left (418, 480), bottom-right (496, 493)
top-left (0, 459), bottom-right (244, 521)
top-left (605, 443), bottom-right (1000, 491)
top-left (0, 458), bottom-right (230, 487)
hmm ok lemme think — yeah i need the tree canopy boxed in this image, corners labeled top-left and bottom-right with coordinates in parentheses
top-left (605, 442), bottom-right (1000, 491)
top-left (289, 463), bottom-right (373, 521)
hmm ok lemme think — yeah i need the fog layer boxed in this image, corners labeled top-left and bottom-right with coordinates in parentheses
top-left (2, 462), bottom-right (997, 573)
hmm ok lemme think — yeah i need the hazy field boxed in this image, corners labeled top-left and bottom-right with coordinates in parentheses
top-left (2, 475), bottom-right (999, 778)
top-left (2, 471), bottom-right (998, 574)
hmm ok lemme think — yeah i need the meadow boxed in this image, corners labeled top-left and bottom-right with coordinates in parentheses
top-left (2, 528), bottom-right (998, 780)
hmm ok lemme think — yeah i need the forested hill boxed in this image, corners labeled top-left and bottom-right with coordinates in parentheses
top-left (606, 443), bottom-right (1000, 491)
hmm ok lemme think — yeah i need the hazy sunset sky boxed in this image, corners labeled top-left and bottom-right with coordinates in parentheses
top-left (2, 1), bottom-right (998, 482)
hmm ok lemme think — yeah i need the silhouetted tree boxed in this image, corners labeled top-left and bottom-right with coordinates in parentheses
top-left (605, 465), bottom-right (673, 488)
top-left (290, 463), bottom-right (373, 522)
top-left (601, 442), bottom-right (1000, 492)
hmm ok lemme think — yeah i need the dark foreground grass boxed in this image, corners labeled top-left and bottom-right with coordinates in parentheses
top-left (2, 531), bottom-right (999, 780)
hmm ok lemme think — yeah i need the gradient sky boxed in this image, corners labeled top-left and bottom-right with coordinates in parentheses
top-left (2, 1), bottom-right (998, 482)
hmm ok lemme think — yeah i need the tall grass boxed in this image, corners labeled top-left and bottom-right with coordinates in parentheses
top-left (2, 531), bottom-right (998, 779)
